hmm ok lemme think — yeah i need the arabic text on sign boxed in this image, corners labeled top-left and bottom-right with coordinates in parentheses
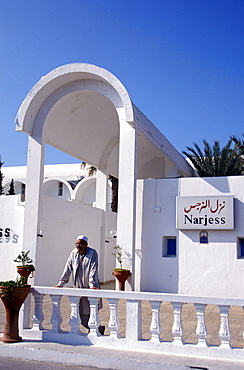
top-left (184, 199), bottom-right (226, 214)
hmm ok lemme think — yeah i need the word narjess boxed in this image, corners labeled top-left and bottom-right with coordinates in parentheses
top-left (184, 215), bottom-right (225, 226)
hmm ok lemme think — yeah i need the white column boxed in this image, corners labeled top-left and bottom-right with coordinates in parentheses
top-left (22, 135), bottom-right (45, 285)
top-left (126, 299), bottom-right (141, 342)
top-left (95, 170), bottom-right (108, 211)
top-left (95, 170), bottom-right (108, 282)
top-left (117, 108), bottom-right (137, 291)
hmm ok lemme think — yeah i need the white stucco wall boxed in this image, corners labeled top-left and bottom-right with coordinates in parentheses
top-left (0, 194), bottom-right (116, 286)
top-left (0, 163), bottom-right (117, 286)
top-left (137, 176), bottom-right (244, 298)
top-left (35, 195), bottom-right (116, 286)
top-left (135, 179), bottom-right (179, 293)
top-left (2, 174), bottom-right (244, 296)
top-left (0, 196), bottom-right (25, 281)
top-left (178, 176), bottom-right (244, 298)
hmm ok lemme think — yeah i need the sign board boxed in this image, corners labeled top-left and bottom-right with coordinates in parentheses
top-left (176, 196), bottom-right (234, 230)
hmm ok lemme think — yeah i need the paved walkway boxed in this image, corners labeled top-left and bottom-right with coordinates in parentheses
top-left (1, 281), bottom-right (244, 369)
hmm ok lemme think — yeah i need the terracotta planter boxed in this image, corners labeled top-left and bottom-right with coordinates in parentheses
top-left (17, 266), bottom-right (33, 284)
top-left (0, 286), bottom-right (30, 343)
top-left (112, 269), bottom-right (131, 291)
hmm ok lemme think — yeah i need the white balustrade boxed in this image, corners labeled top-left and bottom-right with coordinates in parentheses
top-left (22, 286), bottom-right (244, 363)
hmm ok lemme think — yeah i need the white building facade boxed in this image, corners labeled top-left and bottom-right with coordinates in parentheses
top-left (1, 163), bottom-right (117, 285)
top-left (136, 176), bottom-right (244, 297)
top-left (1, 63), bottom-right (243, 298)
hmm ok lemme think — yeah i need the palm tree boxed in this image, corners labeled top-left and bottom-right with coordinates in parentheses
top-left (7, 179), bottom-right (15, 195)
top-left (231, 133), bottom-right (244, 154)
top-left (81, 162), bottom-right (118, 212)
top-left (183, 139), bottom-right (244, 177)
top-left (80, 162), bottom-right (97, 176)
top-left (108, 175), bottom-right (118, 213)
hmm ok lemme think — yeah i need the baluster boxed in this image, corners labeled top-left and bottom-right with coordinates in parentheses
top-left (171, 302), bottom-right (183, 344)
top-left (149, 301), bottom-right (162, 342)
top-left (218, 305), bottom-right (231, 348)
top-left (68, 296), bottom-right (81, 334)
top-left (50, 295), bottom-right (63, 333)
top-left (108, 298), bottom-right (120, 338)
top-left (32, 293), bottom-right (45, 331)
top-left (88, 297), bottom-right (100, 336)
top-left (194, 303), bottom-right (207, 346)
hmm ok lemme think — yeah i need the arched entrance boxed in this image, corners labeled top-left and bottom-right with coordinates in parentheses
top-left (16, 63), bottom-right (194, 290)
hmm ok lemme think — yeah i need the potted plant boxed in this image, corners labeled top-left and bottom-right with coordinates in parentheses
top-left (13, 250), bottom-right (35, 284)
top-left (0, 277), bottom-right (30, 343)
top-left (112, 245), bottom-right (131, 291)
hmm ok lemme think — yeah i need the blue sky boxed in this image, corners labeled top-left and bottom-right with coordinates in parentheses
top-left (0, 0), bottom-right (243, 167)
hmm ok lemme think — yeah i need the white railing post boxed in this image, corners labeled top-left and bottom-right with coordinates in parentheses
top-left (171, 302), bottom-right (183, 344)
top-left (194, 303), bottom-right (207, 346)
top-left (149, 301), bottom-right (162, 342)
top-left (126, 300), bottom-right (142, 342)
top-left (108, 298), bottom-right (120, 338)
top-left (218, 305), bottom-right (231, 348)
top-left (32, 293), bottom-right (45, 331)
top-left (50, 295), bottom-right (63, 333)
top-left (88, 297), bottom-right (100, 336)
top-left (68, 296), bottom-right (81, 334)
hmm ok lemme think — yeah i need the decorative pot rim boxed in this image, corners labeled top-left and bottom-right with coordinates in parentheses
top-left (17, 265), bottom-right (35, 270)
top-left (113, 268), bottom-right (131, 272)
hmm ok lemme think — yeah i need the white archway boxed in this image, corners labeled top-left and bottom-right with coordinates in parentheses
top-left (15, 63), bottom-right (194, 289)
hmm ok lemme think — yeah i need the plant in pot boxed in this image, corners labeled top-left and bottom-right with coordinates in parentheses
top-left (13, 250), bottom-right (35, 284)
top-left (112, 245), bottom-right (131, 291)
top-left (0, 277), bottom-right (31, 343)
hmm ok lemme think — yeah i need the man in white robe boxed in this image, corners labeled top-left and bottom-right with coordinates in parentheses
top-left (56, 235), bottom-right (104, 334)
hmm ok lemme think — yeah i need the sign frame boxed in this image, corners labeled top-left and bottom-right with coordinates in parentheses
top-left (176, 195), bottom-right (234, 230)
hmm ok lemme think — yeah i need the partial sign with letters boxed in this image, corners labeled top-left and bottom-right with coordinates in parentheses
top-left (176, 196), bottom-right (234, 230)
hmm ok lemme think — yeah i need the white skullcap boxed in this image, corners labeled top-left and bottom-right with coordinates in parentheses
top-left (76, 235), bottom-right (88, 243)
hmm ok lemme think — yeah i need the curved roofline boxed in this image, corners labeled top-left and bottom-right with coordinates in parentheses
top-left (15, 63), bottom-right (134, 134)
top-left (43, 177), bottom-right (73, 188)
top-left (3, 179), bottom-right (27, 187)
top-left (73, 176), bottom-right (96, 199)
